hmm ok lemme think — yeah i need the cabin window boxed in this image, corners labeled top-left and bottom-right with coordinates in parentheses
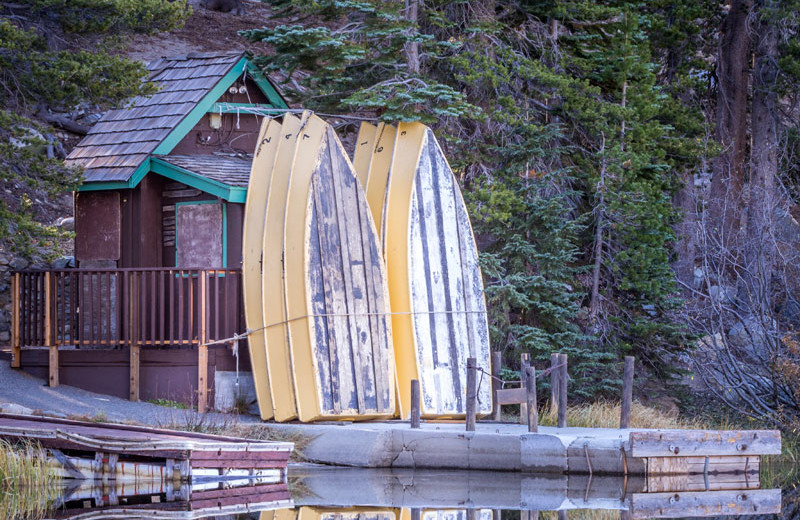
top-left (175, 201), bottom-right (227, 268)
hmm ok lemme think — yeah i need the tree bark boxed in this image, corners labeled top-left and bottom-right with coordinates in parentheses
top-left (405, 0), bottom-right (420, 74)
top-left (708, 0), bottom-right (754, 250)
top-left (743, 1), bottom-right (779, 305)
top-left (37, 105), bottom-right (89, 135)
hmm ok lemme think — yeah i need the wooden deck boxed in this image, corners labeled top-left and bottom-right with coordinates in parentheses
top-left (0, 414), bottom-right (292, 481)
top-left (10, 267), bottom-right (244, 411)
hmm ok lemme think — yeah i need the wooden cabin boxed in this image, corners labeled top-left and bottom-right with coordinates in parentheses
top-left (10, 52), bottom-right (289, 412)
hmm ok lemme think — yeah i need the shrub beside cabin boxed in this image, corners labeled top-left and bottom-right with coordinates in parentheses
top-left (10, 52), bottom-right (289, 413)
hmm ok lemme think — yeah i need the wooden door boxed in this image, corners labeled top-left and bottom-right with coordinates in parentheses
top-left (176, 202), bottom-right (223, 268)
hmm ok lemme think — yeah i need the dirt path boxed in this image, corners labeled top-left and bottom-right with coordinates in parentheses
top-left (0, 359), bottom-right (258, 428)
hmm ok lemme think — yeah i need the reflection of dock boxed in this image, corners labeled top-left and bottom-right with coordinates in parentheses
top-left (0, 413), bottom-right (292, 482)
top-left (44, 466), bottom-right (780, 519)
top-left (288, 467), bottom-right (781, 518)
top-left (51, 480), bottom-right (292, 519)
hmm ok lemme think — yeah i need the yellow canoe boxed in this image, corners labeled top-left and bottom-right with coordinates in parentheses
top-left (242, 118), bottom-right (281, 420)
top-left (354, 122), bottom-right (492, 419)
top-left (253, 112), bottom-right (395, 422)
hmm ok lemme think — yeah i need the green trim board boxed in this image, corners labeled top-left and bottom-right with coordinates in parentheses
top-left (149, 158), bottom-right (247, 203)
top-left (174, 200), bottom-right (227, 268)
top-left (246, 62), bottom-right (290, 109)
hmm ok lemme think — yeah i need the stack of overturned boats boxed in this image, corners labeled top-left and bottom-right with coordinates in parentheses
top-left (242, 111), bottom-right (491, 422)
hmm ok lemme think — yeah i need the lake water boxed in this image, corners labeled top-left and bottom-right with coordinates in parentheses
top-left (38, 465), bottom-right (790, 520)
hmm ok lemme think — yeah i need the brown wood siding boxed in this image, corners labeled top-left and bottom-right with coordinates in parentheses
top-left (75, 192), bottom-right (121, 263)
top-left (120, 174), bottom-right (163, 268)
top-left (226, 203), bottom-right (243, 269)
top-left (19, 347), bottom-right (252, 405)
top-left (171, 78), bottom-right (270, 156)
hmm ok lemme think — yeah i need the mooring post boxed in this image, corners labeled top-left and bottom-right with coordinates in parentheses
top-left (557, 353), bottom-right (567, 428)
top-left (466, 357), bottom-right (477, 431)
top-left (620, 356), bottom-right (635, 429)
top-left (491, 350), bottom-right (502, 421)
top-left (519, 352), bottom-right (530, 425)
top-left (525, 366), bottom-right (538, 433)
top-left (411, 378), bottom-right (421, 429)
top-left (550, 352), bottom-right (559, 413)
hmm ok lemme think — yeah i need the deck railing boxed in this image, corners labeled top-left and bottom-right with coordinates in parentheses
top-left (11, 268), bottom-right (243, 350)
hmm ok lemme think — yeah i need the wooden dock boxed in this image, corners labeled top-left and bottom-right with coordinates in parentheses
top-left (0, 413), bottom-right (292, 482)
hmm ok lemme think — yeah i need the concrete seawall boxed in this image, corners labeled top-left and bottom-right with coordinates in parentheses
top-left (265, 421), bottom-right (647, 474)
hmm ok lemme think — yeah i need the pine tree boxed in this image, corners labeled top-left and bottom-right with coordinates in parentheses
top-left (0, 1), bottom-right (189, 260)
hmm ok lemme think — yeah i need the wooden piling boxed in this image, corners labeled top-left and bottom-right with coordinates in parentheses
top-left (525, 366), bottom-right (538, 433)
top-left (550, 352), bottom-right (559, 413)
top-left (11, 273), bottom-right (20, 368)
top-left (129, 345), bottom-right (140, 402)
top-left (466, 357), bottom-right (476, 431)
top-left (620, 356), bottom-right (635, 429)
top-left (197, 272), bottom-right (209, 413)
top-left (557, 353), bottom-right (567, 428)
top-left (491, 350), bottom-right (502, 421)
top-left (519, 352), bottom-right (530, 425)
top-left (411, 379), bottom-right (421, 429)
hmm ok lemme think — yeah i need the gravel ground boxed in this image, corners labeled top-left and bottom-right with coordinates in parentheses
top-left (0, 358), bottom-right (259, 427)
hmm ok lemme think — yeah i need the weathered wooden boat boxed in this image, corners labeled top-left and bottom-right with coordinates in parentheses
top-left (252, 112), bottom-right (395, 422)
top-left (243, 118), bottom-right (281, 420)
top-left (354, 122), bottom-right (492, 419)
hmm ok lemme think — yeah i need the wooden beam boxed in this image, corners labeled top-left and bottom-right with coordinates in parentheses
top-left (465, 357), bottom-right (476, 431)
top-left (45, 272), bottom-right (58, 387)
top-left (410, 379), bottom-right (420, 429)
top-left (629, 430), bottom-right (781, 457)
top-left (557, 353), bottom-right (567, 428)
top-left (519, 353), bottom-right (529, 425)
top-left (491, 350), bottom-right (502, 420)
top-left (550, 353), bottom-right (559, 412)
top-left (630, 489), bottom-right (781, 519)
top-left (620, 356), bottom-right (634, 428)
top-left (197, 272), bottom-right (209, 413)
top-left (495, 387), bottom-right (527, 405)
top-left (129, 345), bottom-right (140, 402)
top-left (525, 366), bottom-right (537, 433)
top-left (11, 273), bottom-right (20, 368)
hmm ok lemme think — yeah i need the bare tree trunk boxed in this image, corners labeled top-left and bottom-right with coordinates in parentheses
top-left (405, 0), bottom-right (420, 74)
top-left (673, 169), bottom-right (697, 289)
top-left (743, 1), bottom-right (779, 307)
top-left (709, 0), bottom-right (754, 250)
top-left (589, 138), bottom-right (607, 322)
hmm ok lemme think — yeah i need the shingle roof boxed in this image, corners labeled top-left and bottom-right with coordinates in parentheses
top-left (155, 154), bottom-right (251, 187)
top-left (66, 52), bottom-right (246, 183)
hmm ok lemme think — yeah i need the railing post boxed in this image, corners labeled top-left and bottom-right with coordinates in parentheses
top-left (620, 356), bottom-right (635, 429)
top-left (11, 273), bottom-right (20, 368)
top-left (197, 271), bottom-right (209, 413)
top-left (519, 353), bottom-right (529, 425)
top-left (45, 272), bottom-right (58, 387)
top-left (410, 379), bottom-right (420, 429)
top-left (465, 357), bottom-right (476, 431)
top-left (491, 350), bottom-right (502, 421)
top-left (525, 366), bottom-right (538, 433)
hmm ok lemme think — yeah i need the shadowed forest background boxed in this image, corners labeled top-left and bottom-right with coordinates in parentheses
top-left (2, 0), bottom-right (800, 427)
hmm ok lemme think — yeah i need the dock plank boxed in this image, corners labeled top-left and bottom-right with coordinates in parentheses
top-left (630, 489), bottom-right (781, 518)
top-left (630, 430), bottom-right (781, 457)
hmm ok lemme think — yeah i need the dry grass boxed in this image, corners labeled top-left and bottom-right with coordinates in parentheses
top-left (0, 440), bottom-right (58, 520)
top-left (537, 400), bottom-right (706, 429)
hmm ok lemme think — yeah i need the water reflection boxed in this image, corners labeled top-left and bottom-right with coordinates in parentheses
top-left (36, 466), bottom-right (781, 520)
